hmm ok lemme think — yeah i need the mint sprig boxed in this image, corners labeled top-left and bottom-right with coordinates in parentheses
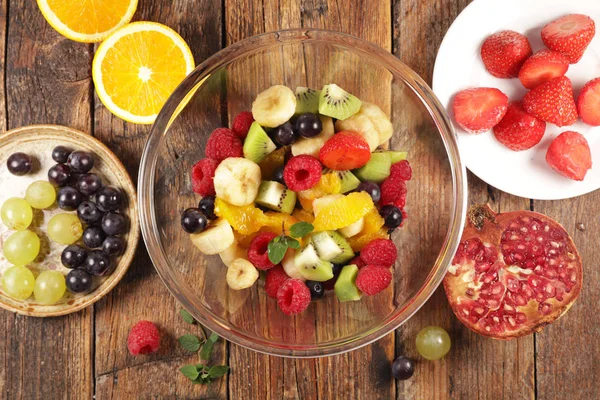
top-left (178, 334), bottom-right (201, 352)
top-left (290, 222), bottom-right (314, 238)
top-left (267, 235), bottom-right (300, 264)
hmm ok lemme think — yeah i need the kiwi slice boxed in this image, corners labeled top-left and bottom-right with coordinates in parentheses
top-left (322, 169), bottom-right (361, 193)
top-left (353, 152), bottom-right (391, 183)
top-left (243, 122), bottom-right (277, 163)
top-left (295, 243), bottom-right (334, 282)
top-left (375, 150), bottom-right (408, 164)
top-left (318, 83), bottom-right (362, 120)
top-left (295, 87), bottom-right (321, 115)
top-left (255, 181), bottom-right (296, 214)
top-left (334, 264), bottom-right (362, 302)
top-left (311, 231), bottom-right (355, 264)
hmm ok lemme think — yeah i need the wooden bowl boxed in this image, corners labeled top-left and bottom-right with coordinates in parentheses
top-left (0, 125), bottom-right (139, 317)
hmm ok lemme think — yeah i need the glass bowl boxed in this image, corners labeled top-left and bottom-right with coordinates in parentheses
top-left (139, 29), bottom-right (467, 357)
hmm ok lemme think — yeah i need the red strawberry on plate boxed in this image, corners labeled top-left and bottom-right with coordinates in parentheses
top-left (319, 130), bottom-right (371, 170)
top-left (577, 77), bottom-right (600, 126)
top-left (542, 14), bottom-right (596, 64)
top-left (481, 30), bottom-right (532, 78)
top-left (452, 87), bottom-right (508, 134)
top-left (518, 50), bottom-right (569, 89)
top-left (493, 102), bottom-right (546, 151)
top-left (546, 131), bottom-right (592, 181)
top-left (522, 76), bottom-right (578, 127)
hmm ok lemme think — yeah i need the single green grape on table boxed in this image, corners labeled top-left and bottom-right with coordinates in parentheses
top-left (3, 230), bottom-right (40, 265)
top-left (415, 326), bottom-right (451, 361)
top-left (47, 213), bottom-right (83, 245)
top-left (34, 270), bottom-right (66, 305)
top-left (25, 180), bottom-right (56, 209)
top-left (1, 266), bottom-right (35, 300)
top-left (1, 197), bottom-right (33, 230)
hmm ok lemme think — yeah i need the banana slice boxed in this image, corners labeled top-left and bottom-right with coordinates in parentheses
top-left (219, 240), bottom-right (248, 266)
top-left (190, 218), bottom-right (234, 255)
top-left (291, 116), bottom-right (335, 158)
top-left (214, 157), bottom-right (261, 206)
top-left (360, 102), bottom-right (393, 145)
top-left (339, 218), bottom-right (364, 238)
top-left (335, 114), bottom-right (379, 151)
top-left (252, 85), bottom-right (297, 128)
top-left (226, 258), bottom-right (259, 290)
top-left (281, 248), bottom-right (305, 281)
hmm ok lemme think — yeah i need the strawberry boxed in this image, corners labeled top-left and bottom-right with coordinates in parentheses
top-left (541, 14), bottom-right (596, 64)
top-left (481, 30), bottom-right (532, 78)
top-left (452, 88), bottom-right (508, 134)
top-left (577, 77), bottom-right (600, 126)
top-left (493, 102), bottom-right (546, 151)
top-left (518, 50), bottom-right (569, 89)
top-left (319, 131), bottom-right (371, 170)
top-left (522, 76), bottom-right (578, 127)
top-left (546, 131), bottom-right (592, 181)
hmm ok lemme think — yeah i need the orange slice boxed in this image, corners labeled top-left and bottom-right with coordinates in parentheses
top-left (347, 228), bottom-right (390, 252)
top-left (313, 192), bottom-right (374, 231)
top-left (37, 0), bottom-right (138, 43)
top-left (214, 198), bottom-right (265, 235)
top-left (297, 173), bottom-right (342, 212)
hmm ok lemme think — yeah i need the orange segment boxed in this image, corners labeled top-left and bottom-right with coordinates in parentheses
top-left (297, 172), bottom-right (342, 212)
top-left (262, 212), bottom-right (299, 236)
top-left (292, 209), bottom-right (314, 224)
top-left (347, 228), bottom-right (390, 252)
top-left (214, 198), bottom-right (265, 235)
top-left (361, 208), bottom-right (385, 235)
top-left (313, 192), bottom-right (374, 231)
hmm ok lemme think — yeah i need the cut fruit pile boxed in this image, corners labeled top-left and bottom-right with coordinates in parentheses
top-left (181, 83), bottom-right (412, 315)
top-left (452, 14), bottom-right (596, 181)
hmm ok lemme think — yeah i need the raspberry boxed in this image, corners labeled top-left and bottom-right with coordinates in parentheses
top-left (350, 255), bottom-right (367, 269)
top-left (205, 128), bottom-right (243, 161)
top-left (191, 158), bottom-right (219, 196)
top-left (390, 160), bottom-right (412, 181)
top-left (361, 238), bottom-right (397, 267)
top-left (247, 232), bottom-right (277, 270)
top-left (265, 266), bottom-right (289, 298)
top-left (356, 265), bottom-right (392, 295)
top-left (380, 177), bottom-right (407, 208)
top-left (283, 155), bottom-right (322, 191)
top-left (127, 320), bottom-right (160, 355)
top-left (277, 278), bottom-right (311, 315)
top-left (231, 111), bottom-right (254, 139)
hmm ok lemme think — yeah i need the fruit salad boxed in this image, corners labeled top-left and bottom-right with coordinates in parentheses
top-left (0, 146), bottom-right (129, 305)
top-left (181, 83), bottom-right (411, 315)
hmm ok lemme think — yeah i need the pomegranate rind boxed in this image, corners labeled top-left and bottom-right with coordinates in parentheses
top-left (443, 204), bottom-right (582, 340)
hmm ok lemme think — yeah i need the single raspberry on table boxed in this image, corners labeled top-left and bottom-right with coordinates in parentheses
top-left (283, 155), bottom-right (322, 191)
top-left (205, 128), bottom-right (243, 161)
top-left (480, 30), bottom-right (532, 78)
top-left (356, 265), bottom-right (392, 295)
top-left (361, 238), bottom-right (397, 267)
top-left (390, 160), bottom-right (412, 181)
top-left (277, 279), bottom-right (311, 315)
top-left (380, 177), bottom-right (407, 208)
top-left (231, 111), bottom-right (254, 139)
top-left (127, 320), bottom-right (160, 355)
top-left (350, 255), bottom-right (366, 269)
top-left (265, 265), bottom-right (289, 298)
top-left (247, 232), bottom-right (278, 270)
top-left (191, 158), bottom-right (219, 196)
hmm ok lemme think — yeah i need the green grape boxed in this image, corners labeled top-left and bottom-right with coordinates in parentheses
top-left (47, 213), bottom-right (83, 245)
top-left (1, 197), bottom-right (33, 230)
top-left (415, 326), bottom-right (451, 361)
top-left (25, 181), bottom-right (56, 209)
top-left (1, 266), bottom-right (35, 300)
top-left (34, 270), bottom-right (66, 305)
top-left (3, 230), bottom-right (40, 265)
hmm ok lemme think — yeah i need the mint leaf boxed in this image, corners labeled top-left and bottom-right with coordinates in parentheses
top-left (180, 365), bottom-right (200, 380)
top-left (290, 222), bottom-right (313, 238)
top-left (208, 365), bottom-right (230, 378)
top-left (179, 309), bottom-right (195, 324)
top-left (281, 236), bottom-right (300, 249)
top-left (178, 334), bottom-right (201, 352)
top-left (200, 332), bottom-right (219, 360)
top-left (268, 238), bottom-right (288, 264)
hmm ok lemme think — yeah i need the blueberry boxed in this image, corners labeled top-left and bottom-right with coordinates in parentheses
top-left (392, 356), bottom-right (415, 380)
top-left (181, 208), bottom-right (208, 234)
top-left (273, 166), bottom-right (285, 186)
top-left (357, 181), bottom-right (381, 203)
top-left (101, 212), bottom-right (128, 236)
top-left (305, 280), bottom-right (325, 300)
top-left (198, 196), bottom-right (216, 220)
top-left (61, 245), bottom-right (88, 269)
top-left (52, 146), bottom-right (71, 164)
top-left (273, 122), bottom-right (297, 146)
top-left (379, 205), bottom-right (403, 229)
top-left (295, 113), bottom-right (322, 138)
top-left (67, 151), bottom-right (94, 173)
top-left (66, 268), bottom-right (93, 293)
top-left (95, 186), bottom-right (123, 212)
top-left (85, 250), bottom-right (111, 276)
top-left (75, 173), bottom-right (102, 196)
top-left (57, 186), bottom-right (84, 211)
top-left (102, 236), bottom-right (125, 257)
top-left (7, 153), bottom-right (32, 176)
top-left (77, 201), bottom-right (104, 224)
top-left (83, 226), bottom-right (106, 249)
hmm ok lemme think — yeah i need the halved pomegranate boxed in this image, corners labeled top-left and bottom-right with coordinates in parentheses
top-left (444, 204), bottom-right (582, 339)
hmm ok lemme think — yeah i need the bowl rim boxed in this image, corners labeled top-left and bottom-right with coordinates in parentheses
top-left (139, 28), bottom-right (468, 357)
top-left (0, 124), bottom-right (140, 317)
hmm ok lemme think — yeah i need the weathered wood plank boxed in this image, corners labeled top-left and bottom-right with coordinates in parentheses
top-left (92, 1), bottom-right (226, 398)
top-left (0, 0), bottom-right (8, 396)
top-left (392, 1), bottom-right (535, 399)
top-left (1, 0), bottom-right (94, 398)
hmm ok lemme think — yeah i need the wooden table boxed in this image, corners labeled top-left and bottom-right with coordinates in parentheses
top-left (1, 0), bottom-right (599, 398)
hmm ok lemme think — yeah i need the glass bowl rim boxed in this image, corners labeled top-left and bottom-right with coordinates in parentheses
top-left (138, 28), bottom-right (468, 358)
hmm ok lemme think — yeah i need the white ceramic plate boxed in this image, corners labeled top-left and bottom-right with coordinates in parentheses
top-left (433, 0), bottom-right (600, 200)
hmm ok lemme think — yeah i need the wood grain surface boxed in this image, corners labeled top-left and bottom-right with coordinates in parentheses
top-left (0, 0), bottom-right (598, 399)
